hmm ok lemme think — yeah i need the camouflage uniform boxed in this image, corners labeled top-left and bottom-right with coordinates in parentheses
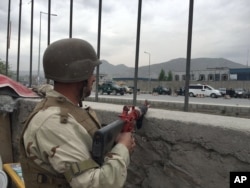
top-left (21, 90), bottom-right (130, 187)
top-left (20, 38), bottom-right (130, 188)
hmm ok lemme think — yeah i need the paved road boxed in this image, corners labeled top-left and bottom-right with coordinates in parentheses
top-left (91, 92), bottom-right (250, 107)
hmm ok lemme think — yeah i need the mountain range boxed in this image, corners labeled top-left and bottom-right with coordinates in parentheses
top-left (19, 58), bottom-right (247, 79)
top-left (99, 58), bottom-right (247, 79)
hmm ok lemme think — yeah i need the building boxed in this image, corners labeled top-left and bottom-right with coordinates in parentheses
top-left (173, 67), bottom-right (229, 81)
top-left (229, 68), bottom-right (250, 81)
top-left (173, 67), bottom-right (250, 82)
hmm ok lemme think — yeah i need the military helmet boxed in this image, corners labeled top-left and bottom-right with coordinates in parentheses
top-left (43, 38), bottom-right (101, 83)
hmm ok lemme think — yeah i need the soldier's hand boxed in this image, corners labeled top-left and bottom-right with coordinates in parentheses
top-left (116, 132), bottom-right (136, 154)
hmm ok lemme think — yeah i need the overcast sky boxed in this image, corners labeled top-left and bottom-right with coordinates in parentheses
top-left (0, 0), bottom-right (250, 72)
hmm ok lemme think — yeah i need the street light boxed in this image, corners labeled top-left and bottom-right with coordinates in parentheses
top-left (144, 51), bottom-right (151, 92)
top-left (38, 11), bottom-right (57, 85)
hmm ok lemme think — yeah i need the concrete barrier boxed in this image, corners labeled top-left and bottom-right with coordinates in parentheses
top-left (86, 97), bottom-right (250, 119)
top-left (84, 101), bottom-right (250, 188)
top-left (2, 98), bottom-right (250, 188)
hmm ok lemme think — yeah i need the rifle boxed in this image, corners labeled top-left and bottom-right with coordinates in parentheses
top-left (92, 100), bottom-right (149, 165)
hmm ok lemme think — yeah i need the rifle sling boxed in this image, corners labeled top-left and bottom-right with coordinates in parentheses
top-left (63, 159), bottom-right (99, 182)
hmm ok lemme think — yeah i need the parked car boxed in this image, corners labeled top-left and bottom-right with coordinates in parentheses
top-left (189, 84), bottom-right (221, 98)
top-left (176, 87), bottom-right (185, 96)
top-left (245, 90), bottom-right (250, 98)
top-left (98, 82), bottom-right (124, 95)
top-left (218, 88), bottom-right (227, 96)
top-left (234, 88), bottom-right (249, 98)
top-left (128, 86), bottom-right (140, 93)
top-left (120, 85), bottom-right (133, 94)
top-left (152, 86), bottom-right (171, 95)
top-left (226, 88), bottom-right (236, 97)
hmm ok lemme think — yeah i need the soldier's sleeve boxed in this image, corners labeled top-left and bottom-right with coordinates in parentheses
top-left (70, 143), bottom-right (129, 188)
top-left (36, 112), bottom-right (130, 188)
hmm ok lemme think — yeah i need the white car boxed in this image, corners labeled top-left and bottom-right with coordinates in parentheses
top-left (189, 84), bottom-right (222, 98)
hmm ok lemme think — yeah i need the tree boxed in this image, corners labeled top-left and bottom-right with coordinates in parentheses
top-left (0, 59), bottom-right (6, 74)
top-left (158, 69), bottom-right (166, 81)
top-left (167, 70), bottom-right (173, 81)
top-left (0, 58), bottom-right (14, 78)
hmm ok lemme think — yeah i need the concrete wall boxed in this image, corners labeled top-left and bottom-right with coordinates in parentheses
top-left (0, 113), bottom-right (13, 163)
top-left (86, 97), bottom-right (250, 119)
top-left (5, 99), bottom-right (250, 188)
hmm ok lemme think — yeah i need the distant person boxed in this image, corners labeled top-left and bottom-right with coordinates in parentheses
top-left (229, 88), bottom-right (235, 97)
top-left (179, 87), bottom-right (183, 96)
top-left (19, 38), bottom-right (136, 188)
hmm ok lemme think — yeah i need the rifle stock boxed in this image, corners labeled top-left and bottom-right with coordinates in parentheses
top-left (92, 119), bottom-right (125, 165)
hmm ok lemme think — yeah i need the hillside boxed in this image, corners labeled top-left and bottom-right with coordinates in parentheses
top-left (99, 58), bottom-right (247, 79)
top-left (19, 58), bottom-right (247, 79)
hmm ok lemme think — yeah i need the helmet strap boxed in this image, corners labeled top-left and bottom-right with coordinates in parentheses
top-left (79, 80), bottom-right (88, 107)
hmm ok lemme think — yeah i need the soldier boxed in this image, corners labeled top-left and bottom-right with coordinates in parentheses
top-left (19, 38), bottom-right (136, 188)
